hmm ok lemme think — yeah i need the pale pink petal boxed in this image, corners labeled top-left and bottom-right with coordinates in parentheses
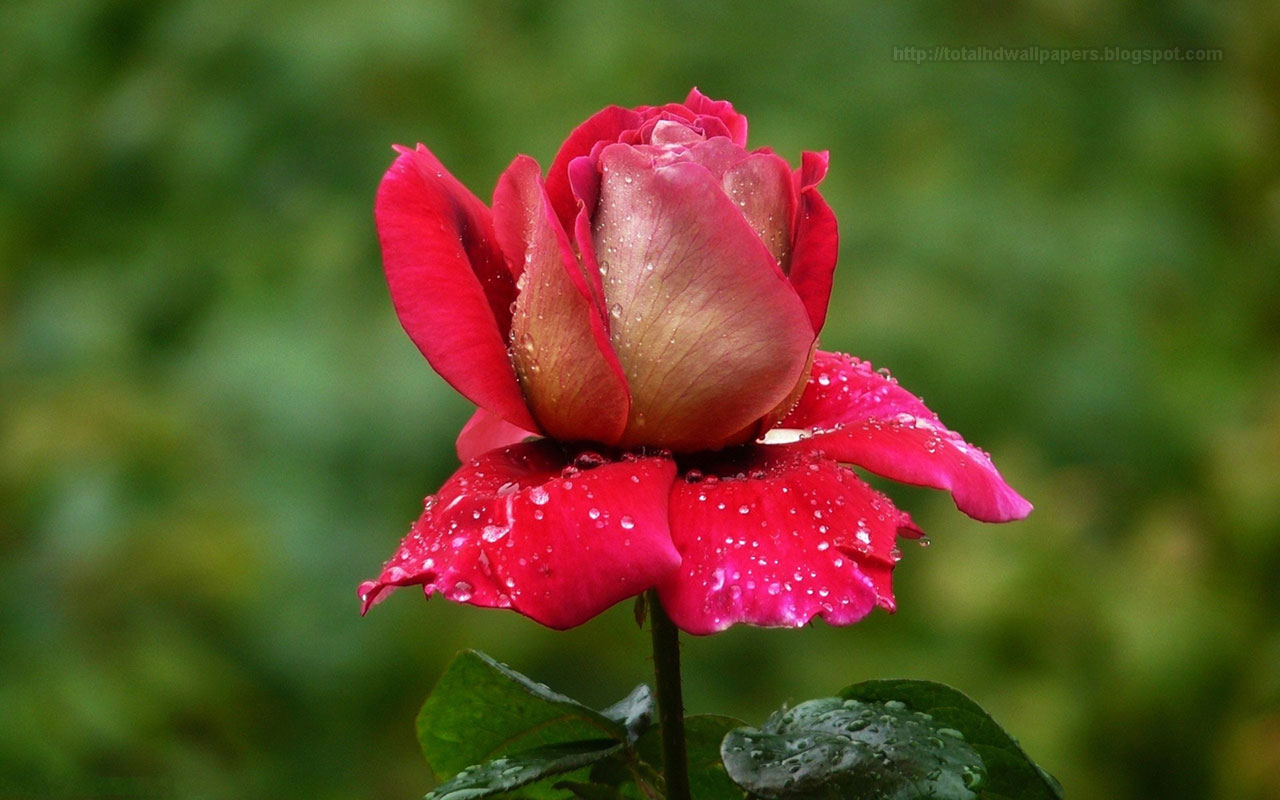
top-left (656, 446), bottom-right (915, 635)
top-left (782, 351), bottom-right (1033, 523)
top-left (455, 407), bottom-right (537, 462)
top-left (376, 145), bottom-right (536, 431)
top-left (545, 105), bottom-right (644, 233)
top-left (787, 151), bottom-right (838, 334)
top-left (675, 136), bottom-right (747, 178)
top-left (592, 144), bottom-right (815, 451)
top-left (723, 152), bottom-right (797, 270)
top-left (359, 442), bottom-right (681, 630)
top-left (492, 156), bottom-right (631, 444)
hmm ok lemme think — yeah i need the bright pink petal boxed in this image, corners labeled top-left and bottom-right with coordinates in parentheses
top-left (781, 351), bottom-right (1033, 523)
top-left (593, 144), bottom-right (815, 451)
top-left (359, 441), bottom-right (681, 630)
top-left (568, 154), bottom-right (609, 314)
top-left (456, 407), bottom-right (536, 462)
top-left (656, 446), bottom-right (916, 635)
top-left (376, 145), bottom-right (537, 431)
top-left (787, 151), bottom-right (838, 334)
top-left (683, 88), bottom-right (749, 146)
top-left (546, 105), bottom-right (644, 233)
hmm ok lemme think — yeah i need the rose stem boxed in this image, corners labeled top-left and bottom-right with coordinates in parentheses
top-left (646, 588), bottom-right (691, 800)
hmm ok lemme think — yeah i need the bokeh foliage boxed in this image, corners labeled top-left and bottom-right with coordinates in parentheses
top-left (2, 1), bottom-right (1278, 798)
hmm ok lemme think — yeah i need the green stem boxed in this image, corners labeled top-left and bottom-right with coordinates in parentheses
top-left (646, 589), bottom-right (691, 800)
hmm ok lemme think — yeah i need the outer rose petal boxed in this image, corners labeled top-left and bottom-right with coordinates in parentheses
top-left (359, 441), bottom-right (681, 630)
top-left (657, 446), bottom-right (917, 635)
top-left (493, 156), bottom-right (631, 444)
top-left (456, 407), bottom-right (536, 462)
top-left (593, 144), bottom-right (815, 451)
top-left (781, 351), bottom-right (1033, 523)
top-left (376, 145), bottom-right (537, 431)
top-left (546, 105), bottom-right (645, 233)
top-left (787, 151), bottom-right (838, 334)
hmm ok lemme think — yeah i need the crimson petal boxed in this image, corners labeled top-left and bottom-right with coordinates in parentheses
top-left (545, 105), bottom-right (645, 233)
top-left (787, 151), bottom-right (838, 334)
top-left (455, 407), bottom-right (536, 462)
top-left (376, 145), bottom-right (537, 431)
top-left (358, 441), bottom-right (680, 630)
top-left (781, 351), bottom-right (1033, 523)
top-left (683, 87), bottom-right (749, 146)
top-left (657, 446), bottom-right (915, 635)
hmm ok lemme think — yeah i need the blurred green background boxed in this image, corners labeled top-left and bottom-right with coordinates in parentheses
top-left (3, 0), bottom-right (1278, 797)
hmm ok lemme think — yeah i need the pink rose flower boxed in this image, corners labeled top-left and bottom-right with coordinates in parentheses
top-left (359, 89), bottom-right (1031, 634)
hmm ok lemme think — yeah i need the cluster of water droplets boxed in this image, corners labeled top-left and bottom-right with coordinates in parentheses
top-left (720, 697), bottom-right (984, 799)
top-left (668, 450), bottom-right (919, 630)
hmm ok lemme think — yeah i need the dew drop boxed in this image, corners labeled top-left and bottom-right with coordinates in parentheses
top-left (620, 515), bottom-right (635, 529)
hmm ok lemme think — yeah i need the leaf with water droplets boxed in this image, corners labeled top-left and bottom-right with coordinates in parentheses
top-left (425, 740), bottom-right (623, 800)
top-left (721, 696), bottom-right (985, 799)
top-left (417, 650), bottom-right (637, 794)
top-left (840, 680), bottom-right (1063, 800)
top-left (599, 684), bottom-right (654, 745)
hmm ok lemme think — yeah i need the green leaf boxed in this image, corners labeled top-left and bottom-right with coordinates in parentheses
top-left (417, 651), bottom-right (627, 781)
top-left (721, 697), bottom-right (985, 800)
top-left (840, 681), bottom-right (1064, 800)
top-left (424, 740), bottom-right (622, 800)
top-left (637, 715), bottom-right (746, 800)
top-left (600, 684), bottom-right (654, 745)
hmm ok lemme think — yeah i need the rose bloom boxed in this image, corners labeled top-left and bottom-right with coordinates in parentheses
top-left (359, 89), bottom-right (1031, 634)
